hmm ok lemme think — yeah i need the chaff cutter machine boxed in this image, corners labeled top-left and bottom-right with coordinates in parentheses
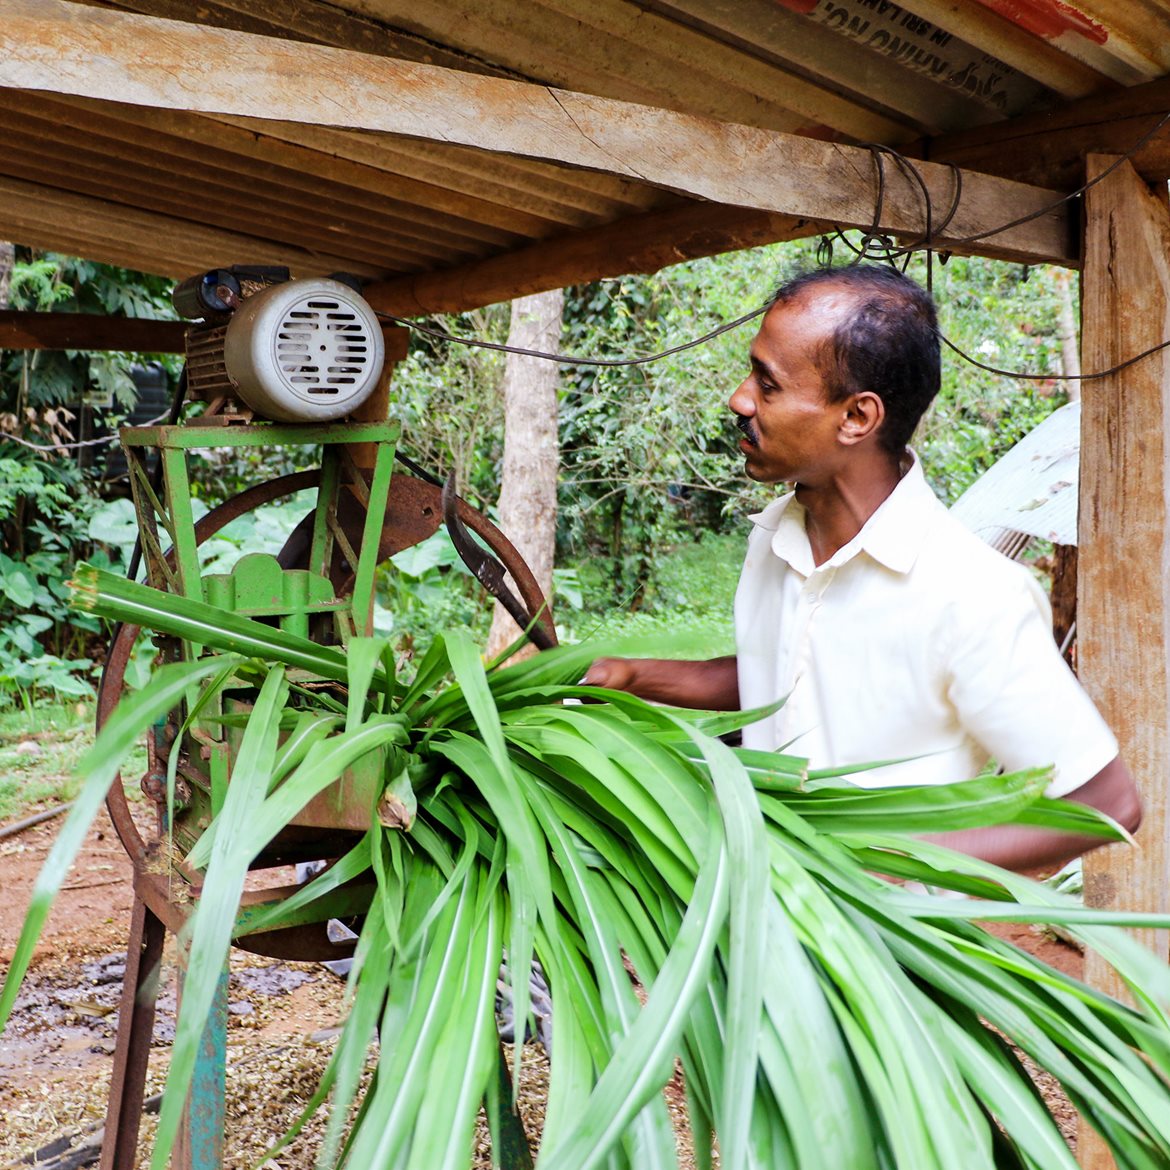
top-left (96, 268), bottom-right (553, 1170)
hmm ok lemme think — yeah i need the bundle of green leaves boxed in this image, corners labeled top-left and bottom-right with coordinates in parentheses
top-left (3, 562), bottom-right (1170, 1170)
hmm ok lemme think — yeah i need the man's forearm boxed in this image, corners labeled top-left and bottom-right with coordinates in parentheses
top-left (583, 655), bottom-right (740, 710)
top-left (921, 822), bottom-right (1117, 874)
top-left (923, 756), bottom-right (1142, 874)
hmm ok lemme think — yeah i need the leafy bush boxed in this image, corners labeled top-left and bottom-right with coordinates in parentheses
top-left (0, 456), bottom-right (106, 706)
top-left (1, 251), bottom-right (179, 416)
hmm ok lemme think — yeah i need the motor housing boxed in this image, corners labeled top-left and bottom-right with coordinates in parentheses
top-left (219, 278), bottom-right (386, 422)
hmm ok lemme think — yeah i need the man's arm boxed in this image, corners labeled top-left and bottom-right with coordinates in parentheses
top-left (583, 656), bottom-right (740, 710)
top-left (922, 755), bottom-right (1142, 874)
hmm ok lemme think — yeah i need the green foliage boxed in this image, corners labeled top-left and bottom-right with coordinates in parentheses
top-left (0, 456), bottom-right (109, 706)
top-left (373, 239), bottom-right (1070, 622)
top-left (0, 251), bottom-right (187, 702)
top-left (904, 253), bottom-right (1074, 503)
top-left (1, 250), bottom-right (179, 416)
top-left (374, 527), bottom-right (587, 661)
top-left (5, 573), bottom-right (1170, 1169)
top-left (388, 306), bottom-right (510, 505)
top-left (567, 531), bottom-right (740, 657)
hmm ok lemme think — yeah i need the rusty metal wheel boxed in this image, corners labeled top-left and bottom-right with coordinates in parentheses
top-left (97, 469), bottom-right (554, 948)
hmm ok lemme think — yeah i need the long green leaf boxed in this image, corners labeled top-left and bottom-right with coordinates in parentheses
top-left (0, 654), bottom-right (239, 1030)
top-left (70, 562), bottom-right (362, 683)
top-left (152, 665), bottom-right (290, 1170)
top-left (535, 781), bottom-right (727, 1170)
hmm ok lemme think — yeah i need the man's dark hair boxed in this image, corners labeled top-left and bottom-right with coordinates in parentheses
top-left (771, 265), bottom-right (940, 454)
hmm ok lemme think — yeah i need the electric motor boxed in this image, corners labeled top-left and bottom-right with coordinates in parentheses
top-left (219, 278), bottom-right (386, 422)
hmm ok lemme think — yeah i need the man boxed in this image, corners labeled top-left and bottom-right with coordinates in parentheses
top-left (585, 265), bottom-right (1141, 872)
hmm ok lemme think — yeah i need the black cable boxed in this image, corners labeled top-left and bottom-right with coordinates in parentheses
top-left (385, 296), bottom-right (1170, 386)
top-left (377, 305), bottom-right (769, 367)
top-left (939, 331), bottom-right (1170, 382)
top-left (832, 147), bottom-right (962, 269)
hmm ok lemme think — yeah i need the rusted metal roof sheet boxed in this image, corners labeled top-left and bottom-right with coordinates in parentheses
top-left (1, 0), bottom-right (1170, 297)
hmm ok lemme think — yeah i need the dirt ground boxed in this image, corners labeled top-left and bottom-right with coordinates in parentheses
top-left (0, 800), bottom-right (1082, 1168)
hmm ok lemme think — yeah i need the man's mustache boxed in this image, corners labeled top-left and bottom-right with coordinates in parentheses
top-left (734, 414), bottom-right (758, 446)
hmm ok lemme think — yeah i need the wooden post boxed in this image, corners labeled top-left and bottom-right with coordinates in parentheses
top-left (1078, 153), bottom-right (1170, 1168)
top-left (350, 325), bottom-right (410, 472)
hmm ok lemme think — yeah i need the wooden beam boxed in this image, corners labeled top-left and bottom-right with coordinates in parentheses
top-left (0, 174), bottom-right (386, 280)
top-left (927, 76), bottom-right (1170, 192)
top-left (0, 310), bottom-right (186, 352)
top-left (365, 202), bottom-right (824, 316)
top-left (0, 0), bottom-right (1075, 267)
top-left (1078, 153), bottom-right (1170, 1167)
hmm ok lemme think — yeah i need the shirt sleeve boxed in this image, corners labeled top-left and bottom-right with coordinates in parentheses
top-left (942, 569), bottom-right (1118, 798)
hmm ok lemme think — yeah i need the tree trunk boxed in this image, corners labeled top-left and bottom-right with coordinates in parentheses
top-left (1053, 267), bottom-right (1080, 401)
top-left (0, 241), bottom-right (14, 309)
top-left (486, 289), bottom-right (564, 662)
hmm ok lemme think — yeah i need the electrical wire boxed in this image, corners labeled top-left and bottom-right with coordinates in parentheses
top-left (374, 108), bottom-right (1170, 387)
top-left (939, 331), bottom-right (1170, 382)
top-left (377, 304), bottom-right (768, 367)
top-left (382, 297), bottom-right (1170, 385)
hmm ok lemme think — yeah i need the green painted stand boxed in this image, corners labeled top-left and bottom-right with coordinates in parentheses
top-left (103, 421), bottom-right (400, 1170)
top-left (102, 417), bottom-right (536, 1170)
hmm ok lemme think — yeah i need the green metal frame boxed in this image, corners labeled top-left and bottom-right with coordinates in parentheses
top-left (124, 421), bottom-right (399, 635)
top-left (120, 416), bottom-right (533, 1169)
top-left (122, 419), bottom-right (402, 1170)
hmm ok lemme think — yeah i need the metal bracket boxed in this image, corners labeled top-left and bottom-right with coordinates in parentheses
top-left (441, 474), bottom-right (553, 651)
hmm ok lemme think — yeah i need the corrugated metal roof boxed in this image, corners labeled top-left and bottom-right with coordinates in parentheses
top-left (950, 399), bottom-right (1081, 545)
top-left (2, 0), bottom-right (1170, 300)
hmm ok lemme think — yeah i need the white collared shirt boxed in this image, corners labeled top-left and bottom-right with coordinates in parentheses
top-left (734, 456), bottom-right (1117, 794)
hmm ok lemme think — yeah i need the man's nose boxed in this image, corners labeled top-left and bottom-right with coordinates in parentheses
top-left (728, 378), bottom-right (754, 416)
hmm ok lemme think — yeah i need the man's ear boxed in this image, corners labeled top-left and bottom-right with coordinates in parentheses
top-left (838, 390), bottom-right (884, 445)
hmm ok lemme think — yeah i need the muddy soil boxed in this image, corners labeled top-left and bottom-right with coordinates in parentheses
top-left (0, 801), bottom-right (1084, 1167)
top-left (0, 804), bottom-right (364, 1167)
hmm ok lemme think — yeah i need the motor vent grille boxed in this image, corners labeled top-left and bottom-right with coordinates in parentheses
top-left (184, 323), bottom-right (233, 403)
top-left (275, 298), bottom-right (376, 395)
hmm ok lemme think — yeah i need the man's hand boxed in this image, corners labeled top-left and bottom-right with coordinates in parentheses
top-left (582, 657), bottom-right (638, 692)
top-left (582, 655), bottom-right (740, 711)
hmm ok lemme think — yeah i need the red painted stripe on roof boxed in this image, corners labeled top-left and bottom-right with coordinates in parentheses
top-left (972, 0), bottom-right (1109, 45)
top-left (772, 0), bottom-right (820, 15)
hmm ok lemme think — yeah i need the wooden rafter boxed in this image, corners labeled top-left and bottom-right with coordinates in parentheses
top-left (0, 0), bottom-right (1075, 274)
top-left (365, 203), bottom-right (824, 316)
top-left (927, 76), bottom-right (1170, 191)
top-left (0, 310), bottom-right (186, 352)
top-left (0, 174), bottom-right (385, 280)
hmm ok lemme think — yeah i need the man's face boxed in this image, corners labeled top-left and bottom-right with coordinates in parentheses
top-left (728, 292), bottom-right (853, 487)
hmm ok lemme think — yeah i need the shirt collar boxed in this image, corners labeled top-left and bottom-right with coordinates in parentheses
top-left (747, 452), bottom-right (941, 576)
